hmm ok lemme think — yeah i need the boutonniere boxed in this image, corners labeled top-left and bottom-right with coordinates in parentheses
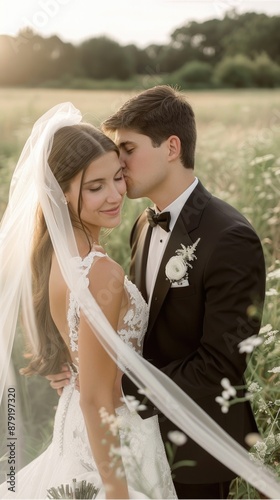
top-left (165, 238), bottom-right (200, 284)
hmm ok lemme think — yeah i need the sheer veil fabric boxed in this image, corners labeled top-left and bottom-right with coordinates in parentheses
top-left (0, 103), bottom-right (279, 498)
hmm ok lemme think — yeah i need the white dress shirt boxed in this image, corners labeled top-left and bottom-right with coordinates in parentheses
top-left (146, 177), bottom-right (198, 305)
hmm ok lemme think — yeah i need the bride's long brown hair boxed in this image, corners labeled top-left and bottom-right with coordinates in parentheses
top-left (21, 123), bottom-right (119, 376)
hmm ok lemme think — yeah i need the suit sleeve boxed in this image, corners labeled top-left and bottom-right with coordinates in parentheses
top-left (161, 223), bottom-right (266, 401)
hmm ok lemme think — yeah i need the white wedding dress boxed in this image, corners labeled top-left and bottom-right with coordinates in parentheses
top-left (0, 251), bottom-right (177, 499)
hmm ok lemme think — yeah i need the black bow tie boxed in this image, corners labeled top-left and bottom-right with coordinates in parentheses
top-left (146, 207), bottom-right (171, 232)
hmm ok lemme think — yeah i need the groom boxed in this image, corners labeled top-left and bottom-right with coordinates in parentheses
top-left (100, 85), bottom-right (266, 499)
top-left (48, 86), bottom-right (266, 499)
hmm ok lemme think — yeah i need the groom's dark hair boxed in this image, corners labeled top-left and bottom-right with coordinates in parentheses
top-left (102, 85), bottom-right (197, 169)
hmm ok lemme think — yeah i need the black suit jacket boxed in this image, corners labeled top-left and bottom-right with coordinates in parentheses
top-left (123, 181), bottom-right (266, 484)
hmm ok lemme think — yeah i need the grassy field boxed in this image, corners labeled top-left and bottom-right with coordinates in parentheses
top-left (0, 87), bottom-right (279, 496)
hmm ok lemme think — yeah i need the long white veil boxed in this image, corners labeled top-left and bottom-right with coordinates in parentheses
top-left (0, 103), bottom-right (279, 498)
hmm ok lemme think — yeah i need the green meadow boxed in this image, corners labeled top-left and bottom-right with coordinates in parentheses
top-left (0, 88), bottom-right (279, 497)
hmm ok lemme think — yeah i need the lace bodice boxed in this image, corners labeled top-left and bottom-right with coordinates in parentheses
top-left (67, 251), bottom-right (148, 366)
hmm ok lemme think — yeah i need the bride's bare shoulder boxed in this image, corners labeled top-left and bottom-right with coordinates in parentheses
top-left (89, 245), bottom-right (125, 284)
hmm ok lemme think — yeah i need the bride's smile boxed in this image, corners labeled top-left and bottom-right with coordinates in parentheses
top-left (65, 151), bottom-right (126, 234)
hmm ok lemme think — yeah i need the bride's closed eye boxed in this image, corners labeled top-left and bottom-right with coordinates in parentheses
top-left (114, 173), bottom-right (124, 181)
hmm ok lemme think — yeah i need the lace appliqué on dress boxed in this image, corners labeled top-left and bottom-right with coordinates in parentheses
top-left (60, 250), bottom-right (176, 496)
top-left (118, 278), bottom-right (148, 354)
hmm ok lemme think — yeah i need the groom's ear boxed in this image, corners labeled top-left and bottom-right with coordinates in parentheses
top-left (166, 135), bottom-right (181, 162)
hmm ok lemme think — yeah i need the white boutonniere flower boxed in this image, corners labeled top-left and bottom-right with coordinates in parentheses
top-left (165, 238), bottom-right (200, 284)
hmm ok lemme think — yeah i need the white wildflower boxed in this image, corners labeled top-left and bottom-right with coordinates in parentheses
top-left (137, 387), bottom-right (151, 396)
top-left (99, 407), bottom-right (122, 436)
top-left (217, 379), bottom-right (237, 411)
top-left (263, 328), bottom-right (278, 346)
top-left (253, 441), bottom-right (267, 459)
top-left (267, 366), bottom-right (280, 374)
top-left (276, 434), bottom-right (280, 445)
top-left (249, 452), bottom-right (262, 464)
top-left (258, 400), bottom-right (269, 412)
top-left (119, 445), bottom-right (131, 458)
top-left (264, 329), bottom-right (278, 337)
top-left (221, 388), bottom-right (236, 399)
top-left (221, 378), bottom-right (237, 398)
top-left (120, 395), bottom-right (147, 412)
top-left (110, 444), bottom-right (131, 460)
top-left (109, 445), bottom-right (122, 457)
top-left (250, 154), bottom-right (275, 166)
top-left (215, 396), bottom-right (229, 413)
top-left (264, 335), bottom-right (276, 345)
top-left (137, 404), bottom-right (148, 411)
top-left (115, 467), bottom-right (126, 479)
top-left (109, 417), bottom-right (123, 437)
top-left (167, 431), bottom-right (187, 446)
top-left (238, 335), bottom-right (263, 353)
top-left (99, 406), bottom-right (107, 419)
top-left (99, 407), bottom-right (115, 424)
top-left (266, 288), bottom-right (278, 296)
top-left (221, 390), bottom-right (230, 400)
top-left (265, 434), bottom-right (275, 447)
top-left (259, 324), bottom-right (273, 334)
top-left (221, 378), bottom-right (230, 389)
top-left (245, 391), bottom-right (253, 401)
top-left (267, 268), bottom-right (280, 280)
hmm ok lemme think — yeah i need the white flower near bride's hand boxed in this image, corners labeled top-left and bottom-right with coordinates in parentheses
top-left (165, 238), bottom-right (200, 285)
top-left (165, 256), bottom-right (187, 281)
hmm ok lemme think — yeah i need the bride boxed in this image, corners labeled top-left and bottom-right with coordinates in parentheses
top-left (0, 104), bottom-right (177, 499)
top-left (0, 103), bottom-right (280, 500)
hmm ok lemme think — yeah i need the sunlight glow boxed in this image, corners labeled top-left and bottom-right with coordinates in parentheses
top-left (0, 0), bottom-right (279, 48)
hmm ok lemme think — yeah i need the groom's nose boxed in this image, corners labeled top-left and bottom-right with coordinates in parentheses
top-left (119, 159), bottom-right (127, 173)
top-left (119, 152), bottom-right (126, 168)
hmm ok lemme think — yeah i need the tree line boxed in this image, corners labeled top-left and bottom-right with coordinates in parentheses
top-left (0, 10), bottom-right (280, 88)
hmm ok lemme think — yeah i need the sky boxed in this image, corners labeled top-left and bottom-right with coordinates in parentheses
top-left (1, 0), bottom-right (280, 48)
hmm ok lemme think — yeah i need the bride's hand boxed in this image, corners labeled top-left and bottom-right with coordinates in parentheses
top-left (45, 364), bottom-right (71, 395)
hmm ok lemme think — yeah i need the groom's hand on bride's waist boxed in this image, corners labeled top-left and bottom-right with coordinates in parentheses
top-left (45, 364), bottom-right (72, 396)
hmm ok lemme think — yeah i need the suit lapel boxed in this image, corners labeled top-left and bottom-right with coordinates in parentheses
top-left (146, 181), bottom-right (211, 337)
